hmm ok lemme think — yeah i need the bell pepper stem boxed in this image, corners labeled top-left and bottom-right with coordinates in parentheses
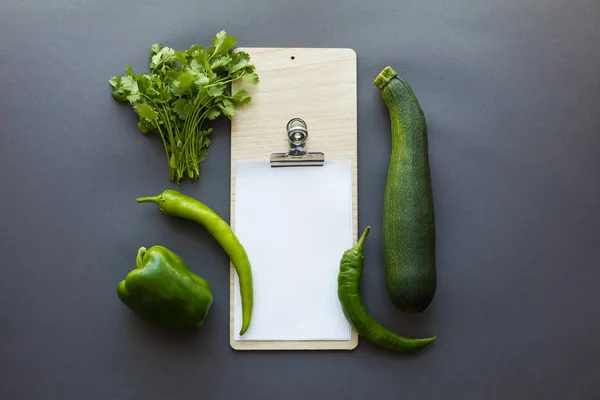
top-left (136, 247), bottom-right (147, 269)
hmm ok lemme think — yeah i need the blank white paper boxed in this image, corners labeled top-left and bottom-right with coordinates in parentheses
top-left (233, 160), bottom-right (353, 341)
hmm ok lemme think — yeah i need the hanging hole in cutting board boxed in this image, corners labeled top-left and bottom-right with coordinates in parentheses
top-left (290, 56), bottom-right (295, 60)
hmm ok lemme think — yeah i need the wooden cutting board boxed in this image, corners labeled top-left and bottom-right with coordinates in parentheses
top-left (229, 47), bottom-right (358, 350)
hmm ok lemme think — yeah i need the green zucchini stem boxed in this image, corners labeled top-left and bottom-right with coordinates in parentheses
top-left (374, 66), bottom-right (398, 90)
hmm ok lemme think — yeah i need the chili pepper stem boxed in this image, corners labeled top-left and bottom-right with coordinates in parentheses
top-left (136, 195), bottom-right (162, 205)
top-left (356, 226), bottom-right (371, 250)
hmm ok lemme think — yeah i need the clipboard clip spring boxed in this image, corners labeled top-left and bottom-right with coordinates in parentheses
top-left (270, 118), bottom-right (325, 167)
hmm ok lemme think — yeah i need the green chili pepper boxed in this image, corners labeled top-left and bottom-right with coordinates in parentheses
top-left (137, 189), bottom-right (254, 335)
top-left (338, 226), bottom-right (436, 351)
top-left (117, 245), bottom-right (213, 331)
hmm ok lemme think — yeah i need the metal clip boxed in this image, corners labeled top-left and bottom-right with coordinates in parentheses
top-left (270, 118), bottom-right (325, 167)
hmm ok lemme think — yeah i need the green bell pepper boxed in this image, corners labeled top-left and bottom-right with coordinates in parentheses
top-left (117, 245), bottom-right (213, 331)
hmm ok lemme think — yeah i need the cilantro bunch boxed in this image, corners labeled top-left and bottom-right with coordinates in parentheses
top-left (110, 31), bottom-right (258, 184)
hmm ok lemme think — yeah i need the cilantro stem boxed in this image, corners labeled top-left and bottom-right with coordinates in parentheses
top-left (177, 90), bottom-right (210, 177)
top-left (152, 119), bottom-right (171, 168)
top-left (203, 71), bottom-right (246, 88)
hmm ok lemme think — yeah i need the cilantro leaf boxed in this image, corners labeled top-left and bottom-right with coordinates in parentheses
top-left (212, 30), bottom-right (237, 56)
top-left (151, 43), bottom-right (163, 54)
top-left (197, 148), bottom-right (208, 163)
top-left (134, 103), bottom-right (159, 120)
top-left (212, 30), bottom-right (226, 47)
top-left (127, 93), bottom-right (142, 102)
top-left (193, 73), bottom-right (209, 86)
top-left (241, 73), bottom-right (259, 85)
top-left (173, 72), bottom-right (195, 95)
top-left (206, 84), bottom-right (224, 98)
top-left (231, 89), bottom-right (251, 106)
top-left (156, 88), bottom-right (173, 103)
top-left (135, 74), bottom-right (159, 99)
top-left (204, 108), bottom-right (221, 120)
top-left (172, 98), bottom-right (192, 120)
top-left (120, 76), bottom-right (139, 93)
top-left (150, 46), bottom-right (177, 69)
top-left (211, 55), bottom-right (231, 70)
top-left (192, 49), bottom-right (210, 71)
top-left (218, 99), bottom-right (235, 119)
top-left (110, 75), bottom-right (141, 103)
top-left (138, 118), bottom-right (156, 134)
top-left (174, 50), bottom-right (187, 66)
top-left (230, 58), bottom-right (250, 73)
top-left (185, 44), bottom-right (204, 56)
top-left (109, 76), bottom-right (128, 101)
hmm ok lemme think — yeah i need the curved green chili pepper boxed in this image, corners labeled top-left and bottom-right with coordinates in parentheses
top-left (137, 189), bottom-right (253, 335)
top-left (338, 226), bottom-right (436, 351)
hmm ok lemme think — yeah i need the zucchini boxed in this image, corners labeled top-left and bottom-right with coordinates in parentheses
top-left (374, 66), bottom-right (436, 313)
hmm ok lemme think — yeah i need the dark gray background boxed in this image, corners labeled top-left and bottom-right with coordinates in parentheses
top-left (1, 0), bottom-right (599, 398)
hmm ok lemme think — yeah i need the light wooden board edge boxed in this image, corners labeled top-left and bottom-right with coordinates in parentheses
top-left (228, 47), bottom-right (359, 350)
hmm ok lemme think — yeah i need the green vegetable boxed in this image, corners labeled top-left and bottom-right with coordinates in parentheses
top-left (136, 189), bottom-right (253, 335)
top-left (109, 30), bottom-right (259, 184)
top-left (117, 245), bottom-right (213, 331)
top-left (338, 226), bottom-right (436, 351)
top-left (374, 66), bottom-right (436, 313)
